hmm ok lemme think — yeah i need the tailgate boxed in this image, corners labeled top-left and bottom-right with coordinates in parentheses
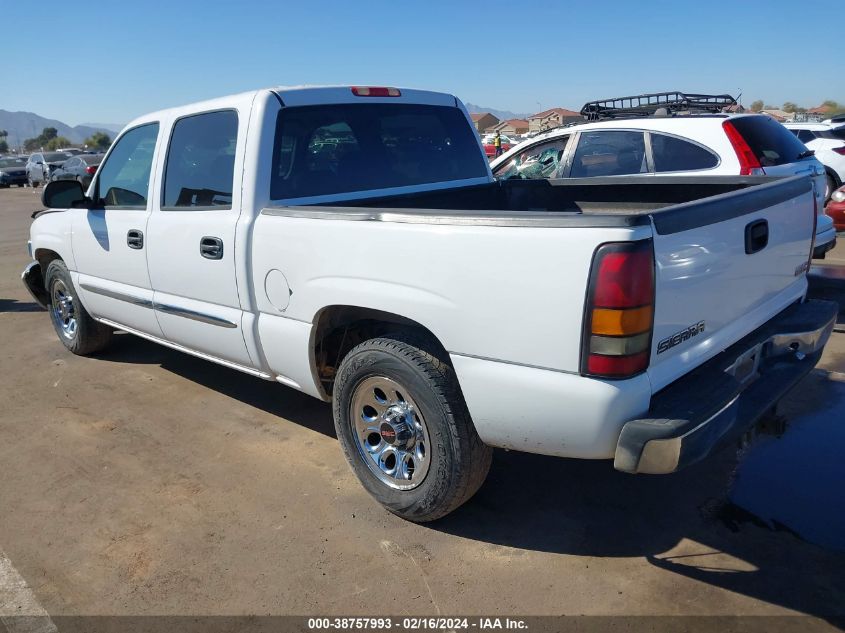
top-left (646, 176), bottom-right (816, 392)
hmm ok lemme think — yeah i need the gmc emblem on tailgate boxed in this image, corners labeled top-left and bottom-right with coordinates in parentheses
top-left (657, 321), bottom-right (706, 355)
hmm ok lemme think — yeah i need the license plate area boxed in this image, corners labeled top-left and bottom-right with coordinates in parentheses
top-left (725, 343), bottom-right (764, 385)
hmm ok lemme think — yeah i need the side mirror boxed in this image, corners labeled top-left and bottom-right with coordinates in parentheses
top-left (42, 180), bottom-right (89, 209)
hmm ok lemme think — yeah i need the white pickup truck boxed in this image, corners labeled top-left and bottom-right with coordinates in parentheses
top-left (23, 86), bottom-right (837, 522)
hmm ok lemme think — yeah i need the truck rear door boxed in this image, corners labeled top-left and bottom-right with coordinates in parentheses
top-left (646, 176), bottom-right (816, 392)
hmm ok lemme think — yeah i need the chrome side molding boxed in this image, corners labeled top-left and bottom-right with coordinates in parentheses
top-left (155, 302), bottom-right (238, 329)
top-left (80, 282), bottom-right (237, 329)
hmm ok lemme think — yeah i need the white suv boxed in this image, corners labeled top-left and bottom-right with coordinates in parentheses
top-left (490, 112), bottom-right (836, 258)
top-left (784, 121), bottom-right (845, 199)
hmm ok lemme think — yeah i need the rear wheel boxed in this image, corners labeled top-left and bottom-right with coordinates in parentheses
top-left (333, 334), bottom-right (492, 522)
top-left (45, 259), bottom-right (112, 355)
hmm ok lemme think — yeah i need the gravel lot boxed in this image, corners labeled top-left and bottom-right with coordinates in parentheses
top-left (1, 186), bottom-right (844, 628)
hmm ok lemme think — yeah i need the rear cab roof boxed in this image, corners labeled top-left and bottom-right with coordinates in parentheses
top-left (121, 85), bottom-right (464, 132)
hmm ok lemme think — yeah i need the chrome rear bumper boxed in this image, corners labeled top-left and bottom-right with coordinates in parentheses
top-left (615, 299), bottom-right (838, 474)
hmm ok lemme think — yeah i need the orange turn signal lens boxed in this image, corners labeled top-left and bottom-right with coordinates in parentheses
top-left (591, 306), bottom-right (653, 336)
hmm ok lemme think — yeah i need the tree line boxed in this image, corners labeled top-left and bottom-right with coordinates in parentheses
top-left (0, 127), bottom-right (111, 154)
top-left (748, 99), bottom-right (845, 115)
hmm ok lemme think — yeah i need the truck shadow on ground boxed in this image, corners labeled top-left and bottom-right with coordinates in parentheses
top-left (434, 440), bottom-right (845, 624)
top-left (0, 298), bottom-right (44, 313)
top-left (90, 298), bottom-right (845, 626)
top-left (97, 332), bottom-right (338, 440)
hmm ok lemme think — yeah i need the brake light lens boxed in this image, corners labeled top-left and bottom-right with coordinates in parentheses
top-left (582, 240), bottom-right (655, 379)
top-left (351, 86), bottom-right (401, 97)
top-left (832, 146), bottom-right (845, 156)
top-left (85, 165), bottom-right (97, 175)
top-left (723, 120), bottom-right (765, 175)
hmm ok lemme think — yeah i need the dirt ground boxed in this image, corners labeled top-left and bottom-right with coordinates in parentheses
top-left (1, 186), bottom-right (844, 628)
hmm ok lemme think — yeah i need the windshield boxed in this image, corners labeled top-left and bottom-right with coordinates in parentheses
top-left (0, 158), bottom-right (25, 167)
top-left (271, 103), bottom-right (488, 200)
top-left (44, 152), bottom-right (70, 162)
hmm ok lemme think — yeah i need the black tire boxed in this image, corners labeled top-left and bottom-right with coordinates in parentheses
top-left (333, 333), bottom-right (492, 522)
top-left (44, 259), bottom-right (112, 355)
top-left (825, 171), bottom-right (838, 202)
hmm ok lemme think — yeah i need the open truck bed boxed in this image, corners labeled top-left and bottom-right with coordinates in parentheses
top-left (266, 175), bottom-right (807, 227)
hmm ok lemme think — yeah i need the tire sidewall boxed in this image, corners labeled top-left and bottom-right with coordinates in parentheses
top-left (334, 345), bottom-right (459, 519)
top-left (45, 260), bottom-right (85, 353)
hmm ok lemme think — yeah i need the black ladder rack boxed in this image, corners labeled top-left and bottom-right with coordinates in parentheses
top-left (580, 92), bottom-right (738, 120)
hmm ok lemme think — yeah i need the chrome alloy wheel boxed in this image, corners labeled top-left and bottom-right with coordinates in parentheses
top-left (50, 279), bottom-right (77, 340)
top-left (349, 376), bottom-right (431, 490)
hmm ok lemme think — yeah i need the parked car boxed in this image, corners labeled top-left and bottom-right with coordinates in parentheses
top-left (55, 148), bottom-right (84, 156)
top-left (25, 151), bottom-right (72, 187)
top-left (23, 85), bottom-right (836, 522)
top-left (0, 156), bottom-right (28, 187)
top-left (481, 133), bottom-right (516, 158)
top-left (784, 121), bottom-right (845, 199)
top-left (825, 185), bottom-right (845, 231)
top-left (489, 92), bottom-right (836, 259)
top-left (49, 154), bottom-right (104, 188)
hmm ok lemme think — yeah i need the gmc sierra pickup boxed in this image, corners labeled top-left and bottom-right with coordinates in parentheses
top-left (22, 86), bottom-right (837, 521)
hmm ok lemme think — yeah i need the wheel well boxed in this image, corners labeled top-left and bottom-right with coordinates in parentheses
top-left (312, 305), bottom-right (448, 395)
top-left (34, 248), bottom-right (62, 271)
top-left (825, 167), bottom-right (842, 189)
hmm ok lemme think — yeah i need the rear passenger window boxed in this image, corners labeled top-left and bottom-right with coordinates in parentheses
top-left (570, 131), bottom-right (647, 178)
top-left (163, 110), bottom-right (238, 209)
top-left (727, 116), bottom-right (807, 167)
top-left (651, 133), bottom-right (718, 172)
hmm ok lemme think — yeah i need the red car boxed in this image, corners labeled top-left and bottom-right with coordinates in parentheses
top-left (481, 134), bottom-right (517, 159)
top-left (826, 185), bottom-right (845, 231)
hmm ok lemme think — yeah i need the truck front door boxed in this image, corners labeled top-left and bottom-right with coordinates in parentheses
top-left (72, 122), bottom-right (164, 337)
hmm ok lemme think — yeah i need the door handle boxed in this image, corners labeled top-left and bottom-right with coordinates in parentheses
top-left (745, 219), bottom-right (768, 254)
top-left (200, 236), bottom-right (224, 260)
top-left (127, 229), bottom-right (144, 249)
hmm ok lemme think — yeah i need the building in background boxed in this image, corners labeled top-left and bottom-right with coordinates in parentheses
top-left (527, 107), bottom-right (581, 133)
top-left (490, 119), bottom-right (529, 136)
top-left (470, 112), bottom-right (500, 134)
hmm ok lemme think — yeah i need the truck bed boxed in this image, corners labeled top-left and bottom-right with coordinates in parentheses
top-left (263, 175), bottom-right (809, 233)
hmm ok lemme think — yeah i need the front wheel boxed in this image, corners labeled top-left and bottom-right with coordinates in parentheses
top-left (333, 334), bottom-right (492, 522)
top-left (44, 259), bottom-right (112, 355)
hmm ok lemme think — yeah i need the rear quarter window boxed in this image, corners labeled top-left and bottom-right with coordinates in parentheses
top-left (728, 116), bottom-right (807, 167)
top-left (650, 133), bottom-right (719, 172)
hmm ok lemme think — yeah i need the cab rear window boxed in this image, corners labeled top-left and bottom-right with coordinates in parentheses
top-left (728, 116), bottom-right (808, 167)
top-left (270, 103), bottom-right (488, 200)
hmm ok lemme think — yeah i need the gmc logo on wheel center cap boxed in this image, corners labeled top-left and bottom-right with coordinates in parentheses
top-left (379, 422), bottom-right (397, 444)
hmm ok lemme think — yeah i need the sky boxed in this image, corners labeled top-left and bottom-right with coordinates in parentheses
top-left (2, 0), bottom-right (843, 126)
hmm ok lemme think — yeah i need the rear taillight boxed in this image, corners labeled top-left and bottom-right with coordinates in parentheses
top-left (581, 240), bottom-right (655, 379)
top-left (723, 120), bottom-right (765, 176)
top-left (351, 86), bottom-right (401, 97)
top-left (85, 165), bottom-right (97, 175)
top-left (832, 146), bottom-right (845, 156)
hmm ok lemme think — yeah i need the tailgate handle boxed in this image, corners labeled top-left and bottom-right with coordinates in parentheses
top-left (745, 220), bottom-right (769, 254)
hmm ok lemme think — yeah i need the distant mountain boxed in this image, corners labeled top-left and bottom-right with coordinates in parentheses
top-left (464, 103), bottom-right (532, 122)
top-left (80, 122), bottom-right (125, 134)
top-left (0, 110), bottom-right (118, 148)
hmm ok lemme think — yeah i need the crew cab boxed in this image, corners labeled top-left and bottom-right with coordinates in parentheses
top-left (22, 86), bottom-right (836, 522)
